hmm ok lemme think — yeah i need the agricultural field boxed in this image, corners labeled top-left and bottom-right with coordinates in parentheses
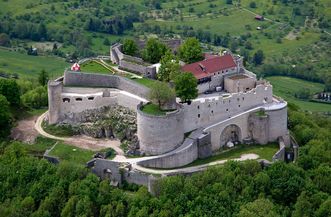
top-left (0, 49), bottom-right (69, 80)
top-left (266, 76), bottom-right (331, 113)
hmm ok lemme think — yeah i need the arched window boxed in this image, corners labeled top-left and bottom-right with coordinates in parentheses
top-left (76, 98), bottom-right (83, 101)
top-left (63, 98), bottom-right (70, 103)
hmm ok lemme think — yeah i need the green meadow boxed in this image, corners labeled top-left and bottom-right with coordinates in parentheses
top-left (266, 76), bottom-right (331, 113)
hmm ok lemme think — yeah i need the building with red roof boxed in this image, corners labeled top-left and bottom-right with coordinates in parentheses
top-left (181, 54), bottom-right (240, 93)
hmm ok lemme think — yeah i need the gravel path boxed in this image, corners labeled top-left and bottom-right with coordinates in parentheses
top-left (35, 112), bottom-right (124, 153)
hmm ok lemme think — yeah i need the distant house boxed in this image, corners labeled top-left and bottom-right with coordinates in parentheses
top-left (255, 15), bottom-right (264, 21)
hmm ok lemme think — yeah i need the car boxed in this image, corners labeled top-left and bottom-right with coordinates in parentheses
top-left (204, 90), bottom-right (213, 94)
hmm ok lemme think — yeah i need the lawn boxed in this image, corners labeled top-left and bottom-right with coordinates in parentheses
top-left (21, 137), bottom-right (57, 156)
top-left (49, 143), bottom-right (115, 165)
top-left (129, 77), bottom-right (156, 88)
top-left (141, 103), bottom-right (167, 116)
top-left (0, 49), bottom-right (69, 80)
top-left (186, 143), bottom-right (279, 167)
top-left (266, 76), bottom-right (331, 113)
top-left (80, 61), bottom-right (112, 74)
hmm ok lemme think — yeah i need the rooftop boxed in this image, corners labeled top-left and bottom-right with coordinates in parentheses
top-left (181, 54), bottom-right (237, 80)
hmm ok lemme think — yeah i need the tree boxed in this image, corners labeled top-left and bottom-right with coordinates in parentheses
top-left (237, 198), bottom-right (280, 217)
top-left (226, 0), bottom-right (233, 5)
top-left (174, 73), bottom-right (198, 103)
top-left (252, 50), bottom-right (264, 66)
top-left (157, 51), bottom-right (180, 82)
top-left (0, 94), bottom-right (11, 138)
top-left (21, 86), bottom-right (48, 109)
top-left (249, 2), bottom-right (257, 8)
top-left (142, 38), bottom-right (168, 64)
top-left (0, 79), bottom-right (20, 106)
top-left (149, 81), bottom-right (175, 109)
top-left (178, 37), bottom-right (203, 63)
top-left (38, 70), bottom-right (49, 86)
top-left (122, 39), bottom-right (138, 56)
top-left (0, 33), bottom-right (10, 47)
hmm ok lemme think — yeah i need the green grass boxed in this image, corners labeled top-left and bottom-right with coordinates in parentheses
top-left (0, 49), bottom-right (68, 80)
top-left (141, 103), bottom-right (167, 115)
top-left (186, 143), bottom-right (279, 167)
top-left (48, 143), bottom-right (115, 165)
top-left (48, 143), bottom-right (95, 165)
top-left (21, 137), bottom-right (57, 155)
top-left (266, 76), bottom-right (331, 112)
top-left (129, 77), bottom-right (157, 88)
top-left (42, 120), bottom-right (77, 137)
top-left (80, 61), bottom-right (112, 74)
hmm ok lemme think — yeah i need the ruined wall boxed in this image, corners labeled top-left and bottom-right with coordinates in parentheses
top-left (224, 75), bottom-right (256, 93)
top-left (48, 81), bottom-right (63, 124)
top-left (137, 104), bottom-right (185, 155)
top-left (248, 111), bottom-right (269, 144)
top-left (63, 71), bottom-right (149, 99)
top-left (183, 84), bottom-right (273, 133)
top-left (138, 138), bottom-right (198, 168)
top-left (266, 105), bottom-right (288, 142)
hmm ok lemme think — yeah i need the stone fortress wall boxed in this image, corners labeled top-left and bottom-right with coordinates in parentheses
top-left (183, 83), bottom-right (273, 133)
top-left (48, 70), bottom-right (289, 169)
top-left (137, 103), bottom-right (185, 155)
top-left (110, 43), bottom-right (157, 78)
top-left (48, 71), bottom-right (149, 124)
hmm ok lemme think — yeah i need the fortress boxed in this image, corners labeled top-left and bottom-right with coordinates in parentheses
top-left (47, 46), bottom-right (290, 189)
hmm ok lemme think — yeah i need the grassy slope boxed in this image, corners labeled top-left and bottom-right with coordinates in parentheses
top-left (0, 49), bottom-right (69, 80)
top-left (185, 143), bottom-right (279, 167)
top-left (266, 76), bottom-right (331, 112)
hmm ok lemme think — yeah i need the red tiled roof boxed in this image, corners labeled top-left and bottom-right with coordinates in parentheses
top-left (181, 54), bottom-right (237, 79)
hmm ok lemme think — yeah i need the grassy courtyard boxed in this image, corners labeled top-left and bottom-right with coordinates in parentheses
top-left (80, 61), bottom-right (112, 74)
top-left (186, 143), bottom-right (279, 167)
top-left (266, 76), bottom-right (331, 113)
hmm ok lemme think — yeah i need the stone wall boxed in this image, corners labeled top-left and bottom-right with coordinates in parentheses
top-left (48, 81), bottom-right (63, 124)
top-left (266, 105), bottom-right (288, 142)
top-left (248, 110), bottom-right (269, 144)
top-left (224, 74), bottom-right (256, 93)
top-left (63, 71), bottom-right (149, 99)
top-left (111, 43), bottom-right (157, 78)
top-left (137, 103), bottom-right (185, 155)
top-left (183, 84), bottom-right (273, 133)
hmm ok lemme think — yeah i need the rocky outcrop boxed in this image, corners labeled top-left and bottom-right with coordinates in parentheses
top-left (60, 105), bottom-right (139, 153)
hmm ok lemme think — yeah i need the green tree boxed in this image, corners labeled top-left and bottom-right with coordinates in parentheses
top-left (149, 81), bottom-right (175, 109)
top-left (0, 79), bottom-right (20, 106)
top-left (157, 51), bottom-right (180, 82)
top-left (237, 198), bottom-right (280, 217)
top-left (178, 37), bottom-right (203, 63)
top-left (249, 2), bottom-right (257, 8)
top-left (122, 39), bottom-right (138, 56)
top-left (0, 94), bottom-right (11, 138)
top-left (142, 38), bottom-right (168, 64)
top-left (38, 70), bottom-right (49, 86)
top-left (0, 33), bottom-right (10, 47)
top-left (252, 50), bottom-right (264, 66)
top-left (316, 199), bottom-right (331, 217)
top-left (174, 73), bottom-right (198, 103)
top-left (21, 86), bottom-right (48, 109)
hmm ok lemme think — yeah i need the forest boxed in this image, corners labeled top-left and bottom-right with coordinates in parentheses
top-left (0, 104), bottom-right (330, 217)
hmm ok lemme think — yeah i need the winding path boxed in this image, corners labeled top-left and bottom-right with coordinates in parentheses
top-left (34, 111), bottom-right (263, 174)
top-left (35, 112), bottom-right (124, 153)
